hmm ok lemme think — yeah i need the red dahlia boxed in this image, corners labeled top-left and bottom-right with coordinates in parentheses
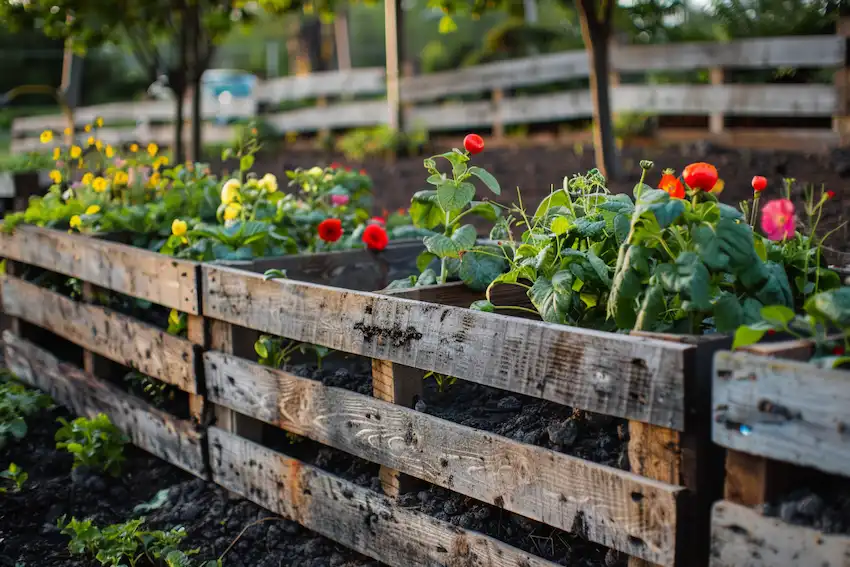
top-left (317, 218), bottom-right (343, 242)
top-left (362, 223), bottom-right (389, 251)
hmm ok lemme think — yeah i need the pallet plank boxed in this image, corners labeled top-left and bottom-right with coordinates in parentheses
top-left (209, 426), bottom-right (562, 567)
top-left (0, 226), bottom-right (199, 313)
top-left (713, 350), bottom-right (850, 478)
top-left (203, 265), bottom-right (692, 429)
top-left (710, 501), bottom-right (850, 567)
top-left (4, 331), bottom-right (206, 478)
top-left (205, 351), bottom-right (683, 565)
top-left (2, 276), bottom-right (196, 393)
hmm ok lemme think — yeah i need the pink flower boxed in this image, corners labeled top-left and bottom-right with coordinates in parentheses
top-left (760, 199), bottom-right (796, 241)
top-left (114, 158), bottom-right (127, 168)
top-left (331, 194), bottom-right (350, 207)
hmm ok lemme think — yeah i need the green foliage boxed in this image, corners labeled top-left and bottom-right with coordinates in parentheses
top-left (0, 371), bottom-right (52, 449)
top-left (424, 371), bottom-right (457, 393)
top-left (124, 371), bottom-right (175, 409)
top-left (0, 462), bottom-right (28, 493)
top-left (336, 125), bottom-right (429, 162)
top-left (255, 335), bottom-right (330, 369)
top-left (0, 151), bottom-right (54, 174)
top-left (58, 516), bottom-right (217, 567)
top-left (55, 413), bottom-right (128, 476)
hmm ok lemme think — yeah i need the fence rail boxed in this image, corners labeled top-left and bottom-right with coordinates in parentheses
top-left (9, 34), bottom-right (847, 152)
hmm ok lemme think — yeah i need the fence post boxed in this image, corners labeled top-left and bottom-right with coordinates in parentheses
top-left (835, 17), bottom-right (850, 145)
top-left (709, 67), bottom-right (725, 136)
top-left (384, 0), bottom-right (403, 132)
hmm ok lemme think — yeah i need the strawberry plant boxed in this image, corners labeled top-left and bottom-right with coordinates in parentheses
top-left (0, 462), bottom-right (27, 493)
top-left (55, 413), bottom-right (128, 476)
top-left (0, 371), bottom-right (52, 449)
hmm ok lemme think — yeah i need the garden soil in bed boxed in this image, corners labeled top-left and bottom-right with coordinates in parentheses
top-left (0, 405), bottom-right (379, 567)
top-left (758, 481), bottom-right (850, 535)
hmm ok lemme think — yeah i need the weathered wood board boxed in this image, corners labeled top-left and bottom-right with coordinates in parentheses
top-left (710, 501), bottom-right (850, 567)
top-left (0, 226), bottom-right (199, 313)
top-left (4, 331), bottom-right (206, 478)
top-left (205, 351), bottom-right (682, 565)
top-left (713, 350), bottom-right (850, 478)
top-left (202, 265), bottom-right (693, 429)
top-left (2, 276), bottom-right (196, 393)
top-left (209, 427), bottom-right (563, 567)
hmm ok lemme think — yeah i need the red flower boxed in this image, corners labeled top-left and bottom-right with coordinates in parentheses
top-left (767, 329), bottom-right (776, 335)
top-left (362, 223), bottom-right (388, 251)
top-left (330, 162), bottom-right (342, 169)
top-left (827, 190), bottom-right (836, 199)
top-left (463, 133), bottom-right (484, 155)
top-left (833, 345), bottom-right (845, 356)
top-left (317, 218), bottom-right (343, 242)
top-left (360, 169), bottom-right (367, 175)
top-left (682, 162), bottom-right (718, 191)
top-left (751, 176), bottom-right (767, 193)
top-left (658, 170), bottom-right (685, 199)
top-left (344, 166), bottom-right (352, 172)
top-left (370, 216), bottom-right (386, 225)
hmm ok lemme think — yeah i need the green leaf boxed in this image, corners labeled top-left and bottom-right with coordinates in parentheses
top-left (534, 189), bottom-right (571, 219)
top-left (459, 248), bottom-right (506, 291)
top-left (451, 224), bottom-right (477, 250)
top-left (760, 305), bottom-right (795, 328)
top-left (804, 287), bottom-right (850, 328)
top-left (416, 251), bottom-right (437, 273)
top-left (263, 269), bottom-right (288, 280)
top-left (7, 418), bottom-right (26, 439)
top-left (635, 189), bottom-right (686, 228)
top-left (423, 234), bottom-right (459, 258)
top-left (713, 294), bottom-right (744, 333)
top-left (470, 300), bottom-right (495, 313)
top-left (634, 283), bottom-right (665, 331)
top-left (437, 182), bottom-right (475, 213)
top-left (608, 245), bottom-right (651, 329)
top-left (409, 190), bottom-right (443, 229)
top-left (240, 155), bottom-right (254, 172)
top-left (465, 201), bottom-right (501, 222)
top-left (468, 166), bottom-right (501, 195)
top-left (550, 216), bottom-right (570, 236)
top-left (732, 325), bottom-right (768, 350)
top-left (655, 252), bottom-right (712, 311)
top-left (528, 273), bottom-right (573, 324)
top-left (416, 269), bottom-right (438, 286)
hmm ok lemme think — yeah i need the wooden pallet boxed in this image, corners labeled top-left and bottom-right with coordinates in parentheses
top-left (202, 269), bottom-right (729, 566)
top-left (710, 340), bottom-right (850, 567)
top-left (0, 225), bottom-right (208, 478)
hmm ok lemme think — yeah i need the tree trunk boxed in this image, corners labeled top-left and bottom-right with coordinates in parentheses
top-left (577, 0), bottom-right (620, 181)
top-left (171, 2), bottom-right (189, 164)
top-left (189, 2), bottom-right (202, 163)
top-left (171, 81), bottom-right (186, 164)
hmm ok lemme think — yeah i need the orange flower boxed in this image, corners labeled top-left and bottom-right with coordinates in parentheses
top-left (682, 162), bottom-right (718, 192)
top-left (658, 170), bottom-right (685, 199)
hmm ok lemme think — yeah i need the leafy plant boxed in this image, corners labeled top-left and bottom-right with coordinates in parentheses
top-left (55, 413), bottom-right (128, 476)
top-left (254, 335), bottom-right (330, 370)
top-left (336, 125), bottom-right (429, 161)
top-left (58, 516), bottom-right (217, 567)
top-left (124, 371), bottom-right (175, 408)
top-left (424, 371), bottom-right (457, 393)
top-left (0, 462), bottom-right (28, 492)
top-left (0, 371), bottom-right (52, 449)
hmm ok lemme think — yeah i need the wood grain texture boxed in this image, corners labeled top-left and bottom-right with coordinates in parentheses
top-left (709, 501), bottom-right (850, 567)
top-left (0, 226), bottom-right (199, 313)
top-left (1, 276), bottom-right (196, 392)
top-left (209, 426), bottom-right (563, 567)
top-left (204, 351), bottom-right (683, 564)
top-left (256, 67), bottom-right (386, 103)
top-left (4, 331), bottom-right (206, 478)
top-left (203, 265), bottom-right (692, 429)
top-left (713, 350), bottom-right (850, 478)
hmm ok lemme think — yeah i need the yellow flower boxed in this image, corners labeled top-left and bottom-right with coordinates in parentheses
top-left (95, 140), bottom-right (103, 151)
top-left (221, 179), bottom-right (241, 204)
top-left (70, 145), bottom-right (82, 159)
top-left (95, 117), bottom-right (104, 128)
top-left (223, 202), bottom-right (242, 221)
top-left (105, 145), bottom-right (115, 159)
top-left (84, 124), bottom-right (92, 133)
top-left (92, 177), bottom-right (108, 193)
top-left (153, 156), bottom-right (169, 170)
top-left (85, 205), bottom-right (101, 215)
top-left (147, 143), bottom-right (158, 157)
top-left (148, 172), bottom-right (161, 187)
top-left (40, 130), bottom-right (53, 144)
top-left (49, 169), bottom-right (62, 184)
top-left (87, 136), bottom-right (95, 147)
top-left (307, 166), bottom-right (324, 177)
top-left (52, 147), bottom-right (61, 161)
top-left (130, 143), bottom-right (139, 153)
top-left (69, 215), bottom-right (82, 229)
top-left (81, 172), bottom-right (94, 185)
top-left (258, 173), bottom-right (278, 192)
top-left (710, 178), bottom-right (725, 195)
top-left (171, 219), bottom-right (188, 237)
top-left (63, 127), bottom-right (72, 137)
top-left (113, 171), bottom-right (129, 186)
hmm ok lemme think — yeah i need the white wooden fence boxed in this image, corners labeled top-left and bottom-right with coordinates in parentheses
top-left (10, 35), bottom-right (846, 152)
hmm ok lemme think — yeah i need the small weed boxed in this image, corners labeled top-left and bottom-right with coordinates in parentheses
top-left (254, 335), bottom-right (330, 370)
top-left (424, 371), bottom-right (457, 393)
top-left (0, 370), bottom-right (52, 449)
top-left (0, 462), bottom-right (27, 492)
top-left (55, 413), bottom-right (128, 476)
top-left (124, 371), bottom-right (175, 408)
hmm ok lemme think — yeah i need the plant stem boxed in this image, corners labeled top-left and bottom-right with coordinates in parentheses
top-left (495, 305), bottom-right (541, 316)
top-left (439, 209), bottom-right (451, 284)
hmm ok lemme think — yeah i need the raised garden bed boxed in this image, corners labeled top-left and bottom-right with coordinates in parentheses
top-left (710, 339), bottom-right (850, 567)
top-left (200, 262), bottom-right (732, 567)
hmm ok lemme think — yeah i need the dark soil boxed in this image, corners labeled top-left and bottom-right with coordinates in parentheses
top-left (289, 359), bottom-right (628, 470)
top-left (0, 405), bottom-right (379, 567)
top-left (759, 485), bottom-right (850, 535)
